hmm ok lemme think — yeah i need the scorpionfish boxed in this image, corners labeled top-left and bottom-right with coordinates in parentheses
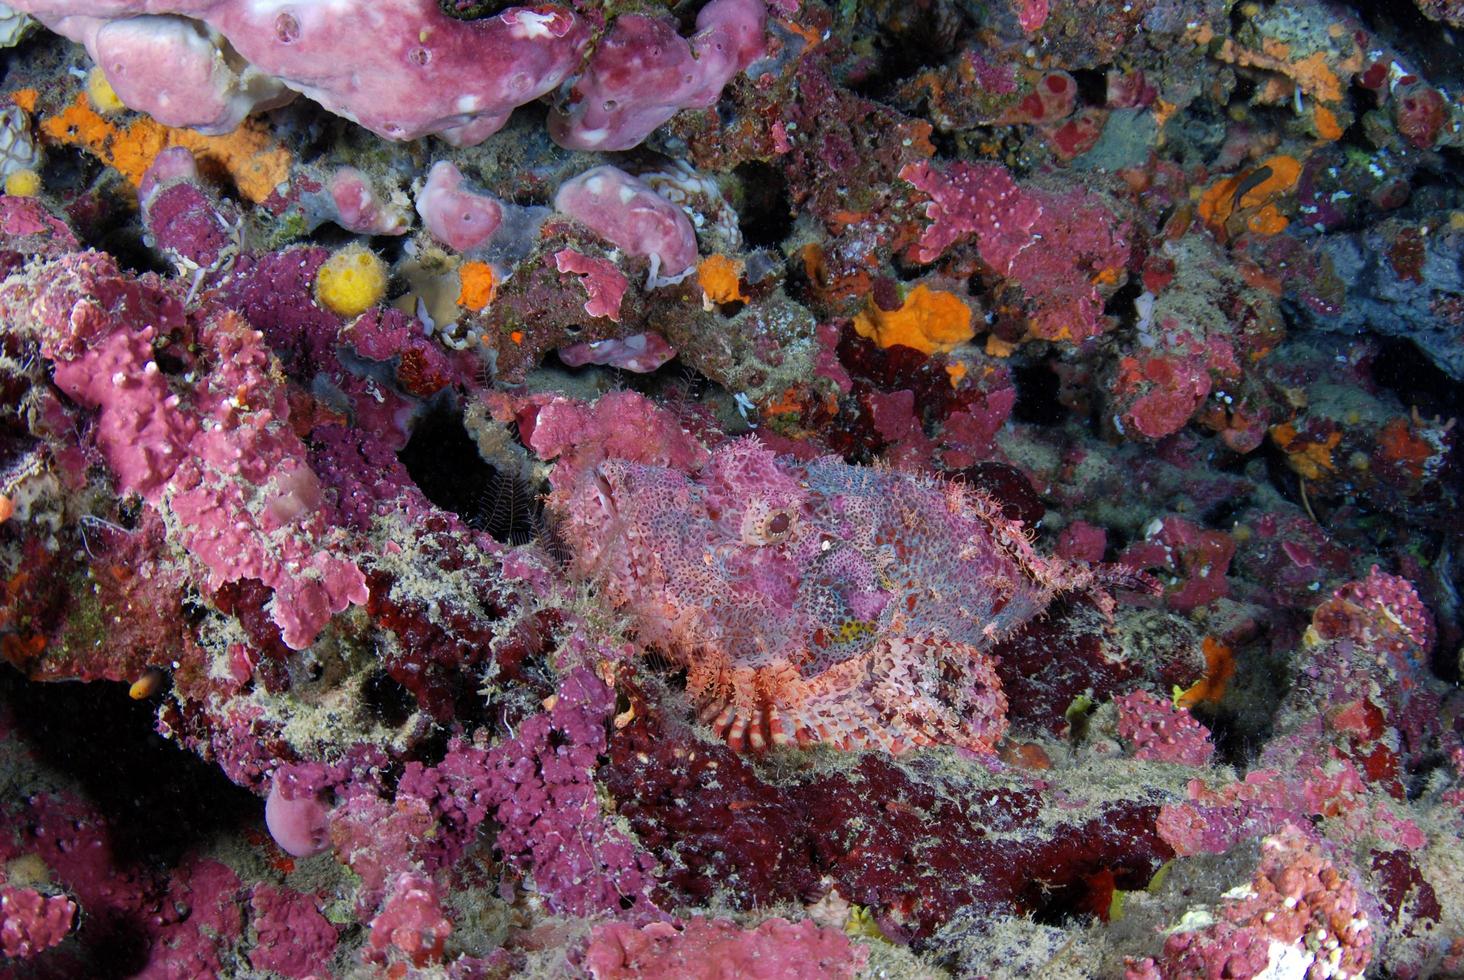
top-left (554, 438), bottom-right (1131, 754)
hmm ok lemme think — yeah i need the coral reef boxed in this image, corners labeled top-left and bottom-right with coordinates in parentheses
top-left (0, 0), bottom-right (1461, 975)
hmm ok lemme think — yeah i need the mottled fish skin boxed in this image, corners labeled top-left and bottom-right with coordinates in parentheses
top-left (554, 438), bottom-right (1121, 754)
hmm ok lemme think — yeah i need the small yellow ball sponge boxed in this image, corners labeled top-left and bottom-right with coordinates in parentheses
top-left (316, 244), bottom-right (389, 318)
top-left (4, 169), bottom-right (40, 197)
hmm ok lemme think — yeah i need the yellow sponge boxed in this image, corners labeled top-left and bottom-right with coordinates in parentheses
top-left (316, 244), bottom-right (388, 318)
top-left (87, 67), bottom-right (125, 114)
top-left (4, 169), bottom-right (40, 197)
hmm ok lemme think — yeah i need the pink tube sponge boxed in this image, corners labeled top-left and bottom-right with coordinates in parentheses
top-left (549, 0), bottom-right (766, 151)
top-left (415, 161), bottom-right (504, 252)
top-left (554, 166), bottom-right (698, 279)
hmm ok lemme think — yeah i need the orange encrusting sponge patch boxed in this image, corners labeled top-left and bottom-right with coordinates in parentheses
top-left (853, 284), bottom-right (974, 355)
top-left (40, 94), bottom-right (291, 204)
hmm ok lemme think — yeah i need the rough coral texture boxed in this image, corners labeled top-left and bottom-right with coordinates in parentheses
top-left (583, 915), bottom-right (868, 980)
top-left (2, 251), bottom-right (369, 649)
top-left (1127, 824), bottom-right (1374, 980)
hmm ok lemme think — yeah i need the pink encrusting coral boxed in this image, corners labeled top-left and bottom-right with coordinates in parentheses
top-left (540, 393), bottom-right (1140, 754)
top-left (0, 886), bottom-right (75, 959)
top-left (367, 873), bottom-right (453, 968)
top-left (1311, 565), bottom-right (1436, 664)
top-left (368, 666), bottom-right (661, 916)
top-left (1126, 824), bottom-right (1374, 980)
top-left (554, 247), bottom-right (631, 321)
top-left (1115, 690), bottom-right (1215, 767)
top-left (583, 915), bottom-right (868, 980)
top-left (2, 251), bottom-right (368, 649)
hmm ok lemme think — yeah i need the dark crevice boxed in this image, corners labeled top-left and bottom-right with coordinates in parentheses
top-left (397, 402), bottom-right (543, 545)
top-left (362, 668), bottom-right (417, 728)
top-left (1371, 336), bottom-right (1464, 422)
top-left (735, 161), bottom-right (794, 248)
top-left (1010, 359), bottom-right (1066, 426)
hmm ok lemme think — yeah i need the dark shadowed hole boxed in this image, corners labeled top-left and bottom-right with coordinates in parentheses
top-left (1010, 360), bottom-right (1066, 426)
top-left (0, 669), bottom-right (260, 977)
top-left (734, 161), bottom-right (793, 248)
top-left (1069, 68), bottom-right (1107, 106)
top-left (1371, 336), bottom-right (1464, 423)
top-left (362, 668), bottom-right (416, 728)
top-left (397, 402), bottom-right (542, 544)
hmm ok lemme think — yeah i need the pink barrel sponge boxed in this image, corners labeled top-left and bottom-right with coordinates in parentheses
top-left (548, 0), bottom-right (768, 151)
top-left (554, 166), bottom-right (698, 279)
top-left (415, 161), bottom-right (504, 252)
top-left (265, 774), bottom-right (332, 858)
top-left (17, 1), bottom-right (590, 144)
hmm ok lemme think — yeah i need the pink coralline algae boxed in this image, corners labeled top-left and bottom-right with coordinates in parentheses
top-left (367, 873), bottom-right (453, 968)
top-left (546, 396), bottom-right (1137, 753)
top-left (0, 886), bottom-right (75, 959)
top-left (1115, 690), bottom-right (1215, 767)
top-left (3, 251), bottom-right (368, 649)
top-left (246, 883), bottom-right (340, 979)
top-left (1127, 824), bottom-right (1374, 980)
top-left (12, 0), bottom-right (591, 143)
top-left (548, 0), bottom-right (768, 151)
top-left (554, 247), bottom-right (631, 322)
top-left (1311, 565), bottom-right (1436, 665)
top-left (583, 915), bottom-right (868, 980)
top-left (372, 667), bottom-right (660, 917)
top-left (900, 159), bottom-right (1130, 343)
top-left (554, 166), bottom-right (700, 279)
top-left (1121, 516), bottom-right (1236, 613)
